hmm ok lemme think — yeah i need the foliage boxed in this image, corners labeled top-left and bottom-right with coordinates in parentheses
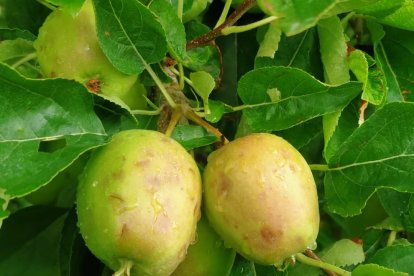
top-left (1, 0), bottom-right (414, 275)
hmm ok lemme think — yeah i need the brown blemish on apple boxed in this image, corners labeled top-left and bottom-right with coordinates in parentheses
top-left (161, 137), bottom-right (171, 143)
top-left (260, 226), bottom-right (279, 243)
top-left (218, 174), bottom-right (231, 198)
top-left (135, 159), bottom-right (150, 168)
top-left (120, 223), bottom-right (128, 238)
top-left (110, 193), bottom-right (124, 202)
top-left (85, 78), bottom-right (101, 93)
top-left (112, 170), bottom-right (124, 179)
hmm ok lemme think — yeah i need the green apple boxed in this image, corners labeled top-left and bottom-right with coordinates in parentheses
top-left (203, 133), bottom-right (319, 265)
top-left (77, 130), bottom-right (202, 276)
top-left (172, 215), bottom-right (236, 276)
top-left (34, 0), bottom-right (146, 109)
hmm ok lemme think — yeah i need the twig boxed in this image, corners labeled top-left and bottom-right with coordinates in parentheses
top-left (186, 0), bottom-right (257, 50)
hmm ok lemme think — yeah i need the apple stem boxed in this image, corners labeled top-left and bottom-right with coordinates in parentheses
top-left (144, 63), bottom-right (177, 109)
top-left (185, 109), bottom-right (229, 145)
top-left (165, 107), bottom-right (182, 137)
top-left (309, 164), bottom-right (330, 171)
top-left (177, 0), bottom-right (184, 21)
top-left (305, 250), bottom-right (338, 276)
top-left (295, 253), bottom-right (351, 276)
top-left (387, 230), bottom-right (397, 246)
top-left (113, 260), bottom-right (133, 276)
top-left (178, 63), bottom-right (185, 90)
top-left (11, 52), bottom-right (37, 69)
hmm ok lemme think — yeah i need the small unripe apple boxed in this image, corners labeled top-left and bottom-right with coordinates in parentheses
top-left (203, 133), bottom-right (319, 265)
top-left (77, 130), bottom-right (202, 275)
top-left (34, 0), bottom-right (146, 109)
top-left (172, 215), bottom-right (236, 276)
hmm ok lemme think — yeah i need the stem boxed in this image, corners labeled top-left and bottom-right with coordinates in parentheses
top-left (131, 109), bottom-right (161, 115)
top-left (178, 63), bottom-right (185, 90)
top-left (113, 260), bottom-right (134, 276)
top-left (177, 0), bottom-right (183, 21)
top-left (36, 0), bottom-right (57, 10)
top-left (222, 16), bottom-right (278, 35)
top-left (295, 253), bottom-right (351, 276)
top-left (309, 164), bottom-right (330, 171)
top-left (305, 250), bottom-right (338, 276)
top-left (143, 95), bottom-right (160, 110)
top-left (187, 0), bottom-right (257, 50)
top-left (165, 107), bottom-right (182, 137)
top-left (144, 63), bottom-right (177, 109)
top-left (185, 109), bottom-right (229, 144)
top-left (215, 0), bottom-right (233, 28)
top-left (11, 52), bottom-right (37, 69)
top-left (387, 230), bottom-right (397, 246)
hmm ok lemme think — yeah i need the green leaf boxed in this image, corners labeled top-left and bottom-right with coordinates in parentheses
top-left (275, 117), bottom-right (324, 163)
top-left (0, 64), bottom-right (108, 198)
top-left (364, 0), bottom-right (414, 31)
top-left (348, 50), bottom-right (386, 105)
top-left (184, 21), bottom-right (221, 80)
top-left (356, 0), bottom-right (405, 17)
top-left (256, 22), bottom-right (282, 59)
top-left (325, 102), bottom-right (414, 216)
top-left (326, 0), bottom-right (383, 16)
top-left (229, 255), bottom-right (256, 276)
top-left (371, 217), bottom-right (404, 231)
top-left (0, 38), bottom-right (39, 78)
top-left (352, 264), bottom-right (408, 276)
top-left (0, 28), bottom-right (36, 41)
top-left (0, 193), bottom-right (10, 228)
top-left (318, 16), bottom-right (349, 86)
top-left (1, 0), bottom-right (50, 35)
top-left (46, 0), bottom-right (85, 15)
top-left (93, 0), bottom-right (168, 75)
top-left (190, 71), bottom-right (215, 101)
top-left (366, 21), bottom-right (404, 103)
top-left (256, 0), bottom-right (338, 35)
top-left (0, 206), bottom-right (67, 276)
top-left (381, 26), bottom-right (414, 102)
top-left (324, 100), bottom-right (359, 163)
top-left (321, 239), bottom-right (365, 267)
top-left (59, 208), bottom-right (92, 276)
top-left (205, 100), bottom-right (225, 123)
top-left (369, 244), bottom-right (414, 274)
top-left (148, 0), bottom-right (186, 62)
top-left (377, 189), bottom-right (414, 231)
top-left (255, 28), bottom-right (323, 79)
top-left (238, 67), bottom-right (361, 132)
top-left (171, 125), bottom-right (218, 150)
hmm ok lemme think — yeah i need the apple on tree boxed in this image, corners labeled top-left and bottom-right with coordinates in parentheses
top-left (34, 0), bottom-right (147, 110)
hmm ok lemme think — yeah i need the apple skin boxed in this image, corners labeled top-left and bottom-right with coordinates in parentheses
top-left (34, 0), bottom-right (146, 109)
top-left (203, 133), bottom-right (319, 265)
top-left (76, 130), bottom-right (202, 276)
top-left (172, 215), bottom-right (236, 276)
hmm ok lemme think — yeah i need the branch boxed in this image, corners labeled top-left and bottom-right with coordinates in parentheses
top-left (186, 0), bottom-right (257, 50)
